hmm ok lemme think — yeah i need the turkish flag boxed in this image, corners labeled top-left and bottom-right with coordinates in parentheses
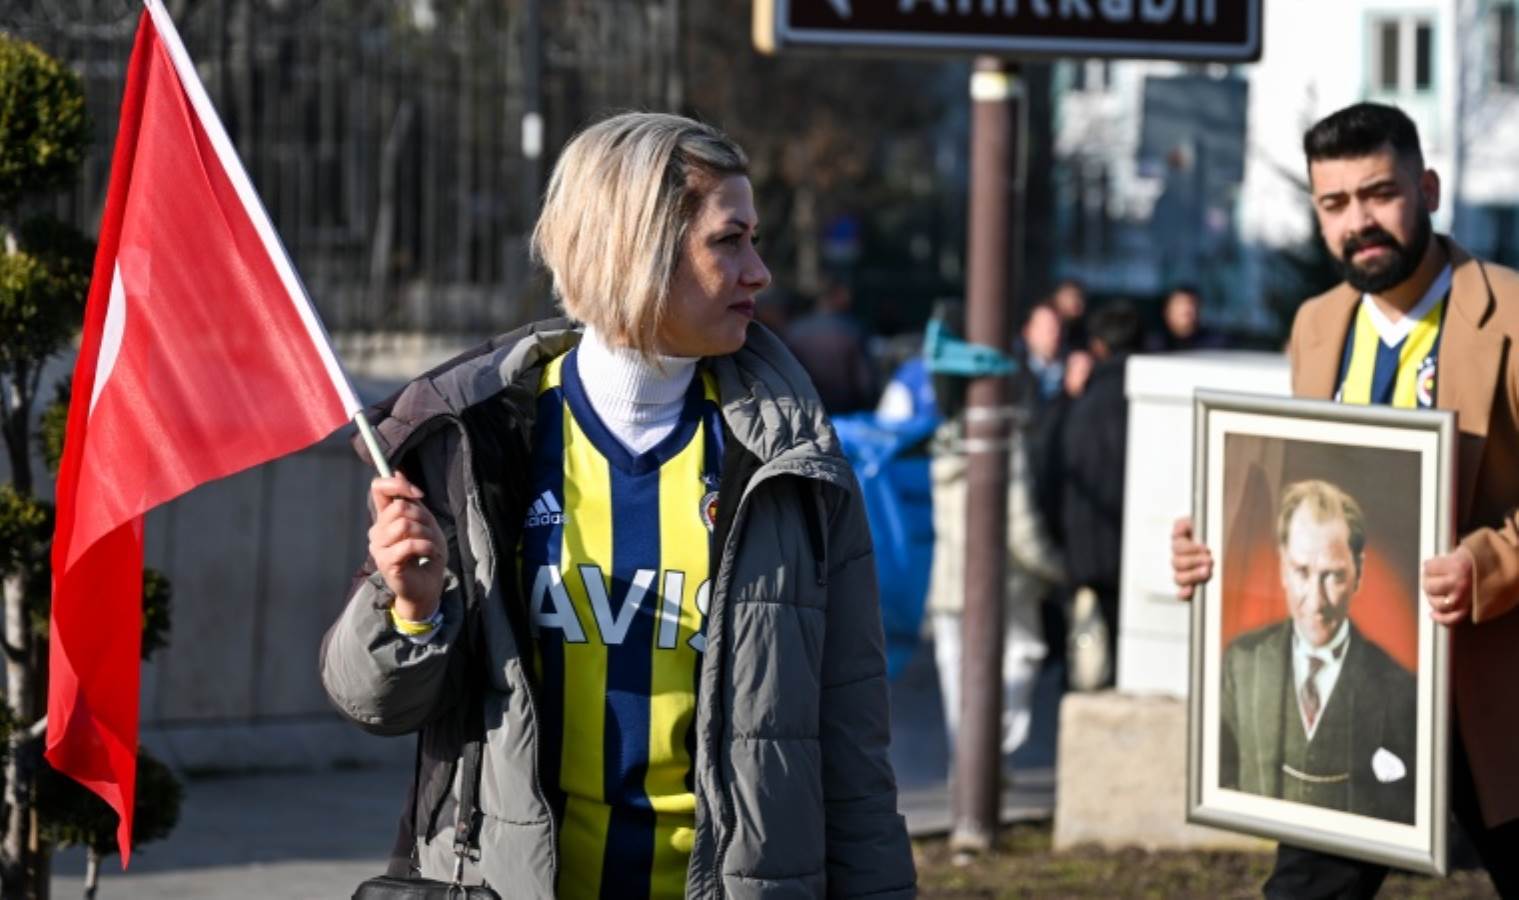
top-left (47, 3), bottom-right (357, 863)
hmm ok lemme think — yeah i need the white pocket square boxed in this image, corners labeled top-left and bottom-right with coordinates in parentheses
top-left (1372, 747), bottom-right (1407, 783)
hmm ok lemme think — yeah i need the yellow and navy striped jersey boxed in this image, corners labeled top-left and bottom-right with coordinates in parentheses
top-left (1334, 282), bottom-right (1448, 409)
top-left (519, 347), bottom-right (723, 900)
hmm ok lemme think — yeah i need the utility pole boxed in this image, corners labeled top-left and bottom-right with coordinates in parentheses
top-left (951, 55), bottom-right (1022, 858)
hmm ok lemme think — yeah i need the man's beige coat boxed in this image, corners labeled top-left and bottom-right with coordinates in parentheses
top-left (1288, 239), bottom-right (1519, 825)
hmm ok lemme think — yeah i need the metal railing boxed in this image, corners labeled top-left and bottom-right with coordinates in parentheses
top-left (2, 0), bottom-right (680, 335)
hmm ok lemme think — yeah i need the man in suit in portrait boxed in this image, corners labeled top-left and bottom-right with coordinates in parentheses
top-left (1220, 479), bottom-right (1416, 825)
top-left (1175, 101), bottom-right (1519, 897)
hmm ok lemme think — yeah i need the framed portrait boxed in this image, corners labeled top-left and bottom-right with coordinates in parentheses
top-left (1186, 390), bottom-right (1456, 875)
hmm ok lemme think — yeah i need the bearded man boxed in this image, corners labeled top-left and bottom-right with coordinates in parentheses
top-left (1174, 102), bottom-right (1519, 898)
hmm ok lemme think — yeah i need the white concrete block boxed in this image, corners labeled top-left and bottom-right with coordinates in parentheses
top-left (1054, 691), bottom-right (1269, 852)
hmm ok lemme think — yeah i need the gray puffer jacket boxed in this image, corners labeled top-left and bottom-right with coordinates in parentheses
top-left (321, 320), bottom-right (915, 898)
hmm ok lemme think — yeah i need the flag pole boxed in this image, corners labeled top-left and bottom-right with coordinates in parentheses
top-left (353, 412), bottom-right (429, 567)
top-left (352, 412), bottom-right (394, 479)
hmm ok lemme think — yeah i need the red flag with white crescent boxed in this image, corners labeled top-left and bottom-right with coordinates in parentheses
top-left (47, 0), bottom-right (358, 863)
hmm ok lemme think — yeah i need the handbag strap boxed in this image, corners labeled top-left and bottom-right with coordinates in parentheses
top-left (450, 729), bottom-right (486, 883)
top-left (384, 738), bottom-right (425, 878)
top-left (449, 601), bottom-right (490, 885)
top-left (388, 598), bottom-right (490, 883)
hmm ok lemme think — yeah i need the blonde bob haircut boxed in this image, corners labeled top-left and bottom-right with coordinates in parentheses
top-left (531, 112), bottom-right (749, 357)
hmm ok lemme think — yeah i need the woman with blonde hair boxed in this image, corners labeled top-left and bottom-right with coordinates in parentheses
top-left (322, 111), bottom-right (914, 899)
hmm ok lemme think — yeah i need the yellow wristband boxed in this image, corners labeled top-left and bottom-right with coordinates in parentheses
top-left (390, 607), bottom-right (442, 637)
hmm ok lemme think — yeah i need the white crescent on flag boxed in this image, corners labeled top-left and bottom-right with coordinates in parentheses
top-left (88, 262), bottom-right (127, 415)
top-left (47, 0), bottom-right (364, 866)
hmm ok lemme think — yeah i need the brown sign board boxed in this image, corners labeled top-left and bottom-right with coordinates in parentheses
top-left (753, 0), bottom-right (1263, 62)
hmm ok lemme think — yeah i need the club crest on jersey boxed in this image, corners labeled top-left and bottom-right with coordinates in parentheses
top-left (1416, 354), bottom-right (1437, 407)
top-left (523, 489), bottom-right (566, 528)
top-left (700, 491), bottom-right (719, 532)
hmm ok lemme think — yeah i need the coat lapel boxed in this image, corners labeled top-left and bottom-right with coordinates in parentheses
top-left (1292, 285), bottom-right (1359, 400)
top-left (1292, 240), bottom-right (1502, 524)
top-left (1439, 242), bottom-right (1505, 523)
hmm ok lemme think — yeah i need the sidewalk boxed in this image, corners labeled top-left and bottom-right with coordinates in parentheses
top-left (52, 642), bottom-right (1062, 898)
top-left (52, 766), bottom-right (410, 900)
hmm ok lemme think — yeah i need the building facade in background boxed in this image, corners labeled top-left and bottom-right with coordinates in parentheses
top-left (1051, 0), bottom-right (1519, 337)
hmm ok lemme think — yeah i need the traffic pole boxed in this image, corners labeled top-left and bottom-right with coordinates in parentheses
top-left (951, 55), bottom-right (1023, 858)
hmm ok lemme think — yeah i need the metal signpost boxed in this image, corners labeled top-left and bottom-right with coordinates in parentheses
top-left (752, 0), bottom-right (1263, 856)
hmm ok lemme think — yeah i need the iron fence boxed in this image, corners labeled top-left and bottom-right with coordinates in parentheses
top-left (1, 0), bottom-right (681, 335)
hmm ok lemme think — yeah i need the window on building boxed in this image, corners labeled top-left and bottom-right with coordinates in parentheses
top-left (1414, 22), bottom-right (1433, 89)
top-left (1494, 3), bottom-right (1518, 87)
top-left (1378, 21), bottom-right (1400, 91)
top-left (1070, 59), bottom-right (1113, 93)
top-left (1370, 15), bottom-right (1436, 94)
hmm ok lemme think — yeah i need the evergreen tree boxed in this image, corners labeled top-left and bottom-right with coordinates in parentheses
top-left (0, 32), bottom-right (179, 899)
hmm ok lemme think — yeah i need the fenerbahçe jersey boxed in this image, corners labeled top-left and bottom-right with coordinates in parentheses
top-left (519, 346), bottom-right (723, 900)
top-left (1334, 266), bottom-right (1452, 409)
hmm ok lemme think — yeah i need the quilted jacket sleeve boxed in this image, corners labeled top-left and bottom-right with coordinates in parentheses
top-left (320, 564), bottom-right (466, 736)
top-left (320, 433), bottom-right (469, 736)
top-left (817, 478), bottom-right (917, 898)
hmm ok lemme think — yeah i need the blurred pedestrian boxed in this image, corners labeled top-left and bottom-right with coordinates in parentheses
top-left (924, 302), bottom-right (1063, 769)
top-left (926, 411), bottom-right (1063, 768)
top-left (754, 284), bottom-right (795, 336)
top-left (322, 111), bottom-right (913, 898)
top-left (1016, 303), bottom-right (1066, 405)
top-left (1028, 347), bottom-right (1092, 556)
top-left (875, 353), bottom-right (938, 424)
top-left (1062, 349), bottom-right (1094, 397)
top-left (1051, 278), bottom-right (1089, 356)
top-left (1057, 301), bottom-right (1141, 689)
top-left (1144, 284), bottom-right (1228, 352)
top-left (784, 275), bottom-right (879, 413)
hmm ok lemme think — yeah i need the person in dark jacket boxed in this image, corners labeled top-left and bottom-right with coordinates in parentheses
top-left (783, 276), bottom-right (879, 414)
top-left (1052, 278), bottom-right (1089, 358)
top-left (1057, 300), bottom-right (1141, 686)
top-left (322, 112), bottom-right (912, 899)
top-left (1143, 284), bottom-right (1229, 353)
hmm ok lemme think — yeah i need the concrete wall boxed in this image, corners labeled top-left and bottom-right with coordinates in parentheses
top-left (136, 428), bottom-right (412, 772)
top-left (1117, 351), bottom-right (1291, 697)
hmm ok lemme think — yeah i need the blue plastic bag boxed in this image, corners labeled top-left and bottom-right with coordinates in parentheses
top-left (831, 412), bottom-right (937, 679)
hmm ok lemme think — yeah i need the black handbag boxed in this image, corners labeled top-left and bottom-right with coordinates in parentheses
top-left (351, 732), bottom-right (500, 899)
top-left (352, 875), bottom-right (498, 899)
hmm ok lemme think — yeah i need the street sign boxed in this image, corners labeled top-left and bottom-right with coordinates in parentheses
top-left (753, 0), bottom-right (1263, 62)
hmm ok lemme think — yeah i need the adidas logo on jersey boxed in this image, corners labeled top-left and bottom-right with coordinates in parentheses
top-left (523, 490), bottom-right (566, 528)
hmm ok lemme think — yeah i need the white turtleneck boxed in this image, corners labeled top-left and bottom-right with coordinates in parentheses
top-left (576, 326), bottom-right (697, 455)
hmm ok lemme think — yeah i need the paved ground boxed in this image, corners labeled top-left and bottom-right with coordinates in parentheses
top-left (51, 640), bottom-right (1065, 898)
top-left (51, 766), bottom-right (410, 899)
